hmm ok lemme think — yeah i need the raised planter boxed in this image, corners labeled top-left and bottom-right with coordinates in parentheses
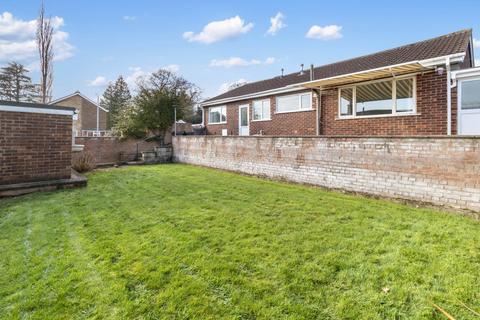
top-left (142, 146), bottom-right (172, 164)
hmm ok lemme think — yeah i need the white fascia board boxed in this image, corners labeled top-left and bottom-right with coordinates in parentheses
top-left (200, 87), bottom-right (307, 107)
top-left (0, 105), bottom-right (75, 116)
top-left (418, 53), bottom-right (465, 67)
top-left (451, 66), bottom-right (480, 79)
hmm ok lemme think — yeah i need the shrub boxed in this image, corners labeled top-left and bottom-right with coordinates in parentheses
top-left (72, 151), bottom-right (96, 173)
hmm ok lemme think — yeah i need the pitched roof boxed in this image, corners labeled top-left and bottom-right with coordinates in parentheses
top-left (204, 29), bottom-right (472, 104)
top-left (50, 91), bottom-right (109, 112)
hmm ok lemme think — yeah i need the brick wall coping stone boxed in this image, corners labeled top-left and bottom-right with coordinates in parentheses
top-left (175, 135), bottom-right (480, 140)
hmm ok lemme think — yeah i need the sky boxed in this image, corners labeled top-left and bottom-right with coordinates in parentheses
top-left (1, 0), bottom-right (479, 102)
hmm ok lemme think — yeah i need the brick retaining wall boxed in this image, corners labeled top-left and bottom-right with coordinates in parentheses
top-left (173, 136), bottom-right (480, 212)
top-left (75, 137), bottom-right (161, 164)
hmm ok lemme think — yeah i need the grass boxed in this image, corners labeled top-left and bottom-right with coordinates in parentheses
top-left (0, 164), bottom-right (479, 319)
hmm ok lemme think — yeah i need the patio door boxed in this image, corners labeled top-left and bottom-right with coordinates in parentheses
top-left (238, 104), bottom-right (249, 136)
top-left (458, 78), bottom-right (480, 135)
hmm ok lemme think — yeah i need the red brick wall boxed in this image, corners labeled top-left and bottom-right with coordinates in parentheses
top-left (174, 136), bottom-right (480, 212)
top-left (204, 90), bottom-right (317, 136)
top-left (75, 137), bottom-right (161, 164)
top-left (322, 72), bottom-right (455, 136)
top-left (205, 71), bottom-right (457, 136)
top-left (0, 110), bottom-right (72, 185)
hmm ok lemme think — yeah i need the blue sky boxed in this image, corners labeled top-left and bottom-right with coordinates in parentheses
top-left (1, 0), bottom-right (479, 101)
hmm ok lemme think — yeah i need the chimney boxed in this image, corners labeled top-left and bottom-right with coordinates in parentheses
top-left (310, 64), bottom-right (314, 81)
top-left (281, 68), bottom-right (284, 77)
top-left (299, 64), bottom-right (305, 75)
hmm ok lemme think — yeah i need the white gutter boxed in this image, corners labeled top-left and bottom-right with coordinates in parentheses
top-left (0, 105), bottom-right (75, 116)
top-left (446, 57), bottom-right (452, 136)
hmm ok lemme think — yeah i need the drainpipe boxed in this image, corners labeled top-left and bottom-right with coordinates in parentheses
top-left (314, 89), bottom-right (322, 135)
top-left (96, 105), bottom-right (99, 132)
top-left (446, 57), bottom-right (452, 135)
top-left (310, 64), bottom-right (322, 136)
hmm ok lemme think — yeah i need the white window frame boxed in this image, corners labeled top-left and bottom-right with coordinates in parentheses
top-left (252, 99), bottom-right (271, 121)
top-left (208, 105), bottom-right (227, 124)
top-left (275, 92), bottom-right (313, 114)
top-left (337, 75), bottom-right (417, 119)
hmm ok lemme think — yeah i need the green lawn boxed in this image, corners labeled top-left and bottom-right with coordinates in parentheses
top-left (1, 165), bottom-right (479, 319)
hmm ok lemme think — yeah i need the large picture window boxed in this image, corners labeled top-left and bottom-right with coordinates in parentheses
top-left (276, 93), bottom-right (312, 113)
top-left (338, 76), bottom-right (416, 118)
top-left (208, 106), bottom-right (227, 124)
top-left (252, 99), bottom-right (271, 121)
top-left (460, 79), bottom-right (480, 110)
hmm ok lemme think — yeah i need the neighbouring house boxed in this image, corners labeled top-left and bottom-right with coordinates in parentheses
top-left (201, 29), bottom-right (480, 136)
top-left (50, 91), bottom-right (109, 137)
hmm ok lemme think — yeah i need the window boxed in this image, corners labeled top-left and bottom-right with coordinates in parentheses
top-left (356, 80), bottom-right (393, 116)
top-left (396, 78), bottom-right (414, 112)
top-left (276, 93), bottom-right (312, 113)
top-left (338, 77), bottom-right (416, 118)
top-left (461, 79), bottom-right (480, 110)
top-left (208, 106), bottom-right (227, 124)
top-left (252, 99), bottom-right (271, 120)
top-left (339, 88), bottom-right (353, 116)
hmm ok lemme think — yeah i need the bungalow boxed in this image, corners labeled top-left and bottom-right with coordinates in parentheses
top-left (201, 29), bottom-right (480, 136)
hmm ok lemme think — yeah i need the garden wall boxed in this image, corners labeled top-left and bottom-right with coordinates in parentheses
top-left (74, 137), bottom-right (163, 165)
top-left (173, 136), bottom-right (480, 212)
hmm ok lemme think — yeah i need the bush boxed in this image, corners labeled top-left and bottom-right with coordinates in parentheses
top-left (72, 151), bottom-right (96, 173)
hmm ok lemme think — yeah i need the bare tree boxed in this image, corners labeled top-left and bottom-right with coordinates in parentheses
top-left (36, 2), bottom-right (54, 103)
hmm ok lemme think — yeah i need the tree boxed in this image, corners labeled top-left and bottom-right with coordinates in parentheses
top-left (37, 2), bottom-right (54, 103)
top-left (114, 69), bottom-right (201, 139)
top-left (100, 76), bottom-right (131, 129)
top-left (0, 62), bottom-right (36, 102)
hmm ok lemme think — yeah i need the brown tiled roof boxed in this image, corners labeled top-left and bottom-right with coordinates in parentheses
top-left (204, 29), bottom-right (472, 104)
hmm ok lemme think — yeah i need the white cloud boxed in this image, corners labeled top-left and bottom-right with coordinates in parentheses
top-left (125, 66), bottom-right (149, 87)
top-left (87, 76), bottom-right (109, 87)
top-left (210, 57), bottom-right (260, 68)
top-left (123, 15), bottom-right (136, 21)
top-left (306, 24), bottom-right (343, 40)
top-left (124, 64), bottom-right (180, 88)
top-left (210, 57), bottom-right (276, 68)
top-left (473, 38), bottom-right (480, 48)
top-left (218, 78), bottom-right (248, 94)
top-left (264, 57), bottom-right (276, 64)
top-left (266, 12), bottom-right (286, 36)
top-left (183, 15), bottom-right (253, 44)
top-left (0, 11), bottom-right (74, 63)
top-left (163, 64), bottom-right (180, 73)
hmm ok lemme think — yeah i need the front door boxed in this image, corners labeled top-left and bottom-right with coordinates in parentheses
top-left (458, 78), bottom-right (480, 135)
top-left (239, 104), bottom-right (249, 136)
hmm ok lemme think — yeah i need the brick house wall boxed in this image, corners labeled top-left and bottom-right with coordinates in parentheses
top-left (0, 110), bottom-right (72, 185)
top-left (53, 95), bottom-right (107, 132)
top-left (204, 90), bottom-right (317, 136)
top-left (204, 71), bottom-right (458, 136)
top-left (173, 136), bottom-right (480, 212)
top-left (321, 72), bottom-right (457, 135)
